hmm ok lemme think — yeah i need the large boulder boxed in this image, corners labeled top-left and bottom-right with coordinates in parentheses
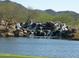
top-left (19, 31), bottom-right (24, 37)
top-left (0, 20), bottom-right (6, 26)
top-left (0, 25), bottom-right (7, 32)
top-left (24, 30), bottom-right (31, 37)
top-left (14, 29), bottom-right (26, 37)
top-left (72, 31), bottom-right (79, 40)
top-left (5, 32), bottom-right (14, 37)
top-left (7, 24), bottom-right (16, 32)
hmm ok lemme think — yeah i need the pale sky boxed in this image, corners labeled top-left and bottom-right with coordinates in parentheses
top-left (11, 0), bottom-right (79, 13)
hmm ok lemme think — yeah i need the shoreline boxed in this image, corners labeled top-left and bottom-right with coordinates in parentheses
top-left (0, 36), bottom-right (79, 41)
top-left (0, 20), bottom-right (78, 40)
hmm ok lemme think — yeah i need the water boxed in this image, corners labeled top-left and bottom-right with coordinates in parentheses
top-left (0, 37), bottom-right (79, 58)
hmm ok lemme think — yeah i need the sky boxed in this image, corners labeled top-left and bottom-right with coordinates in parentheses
top-left (11, 0), bottom-right (79, 13)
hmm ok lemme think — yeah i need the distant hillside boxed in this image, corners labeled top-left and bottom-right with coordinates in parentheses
top-left (45, 9), bottom-right (56, 15)
top-left (0, 0), bottom-right (28, 22)
top-left (0, 0), bottom-right (79, 27)
top-left (45, 9), bottom-right (79, 20)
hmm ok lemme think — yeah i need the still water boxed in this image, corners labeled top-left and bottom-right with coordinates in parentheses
top-left (0, 37), bottom-right (79, 58)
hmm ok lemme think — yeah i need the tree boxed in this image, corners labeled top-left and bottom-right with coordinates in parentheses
top-left (26, 7), bottom-right (38, 24)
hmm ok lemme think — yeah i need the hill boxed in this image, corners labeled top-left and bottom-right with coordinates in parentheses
top-left (0, 0), bottom-right (28, 22)
top-left (0, 0), bottom-right (79, 27)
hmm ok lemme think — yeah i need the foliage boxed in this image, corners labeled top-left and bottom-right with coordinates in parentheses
top-left (0, 54), bottom-right (46, 58)
top-left (0, 0), bottom-right (79, 28)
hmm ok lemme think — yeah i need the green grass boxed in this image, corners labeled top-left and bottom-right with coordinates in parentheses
top-left (0, 54), bottom-right (46, 58)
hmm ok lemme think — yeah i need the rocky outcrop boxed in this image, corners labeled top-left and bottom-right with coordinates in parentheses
top-left (5, 32), bottom-right (15, 37)
top-left (0, 25), bottom-right (7, 31)
top-left (13, 29), bottom-right (31, 37)
top-left (0, 20), bottom-right (77, 40)
top-left (72, 31), bottom-right (79, 40)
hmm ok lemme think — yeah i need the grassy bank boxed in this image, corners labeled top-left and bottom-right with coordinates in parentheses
top-left (0, 54), bottom-right (46, 58)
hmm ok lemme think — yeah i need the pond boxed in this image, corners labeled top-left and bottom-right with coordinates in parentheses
top-left (0, 37), bottom-right (79, 58)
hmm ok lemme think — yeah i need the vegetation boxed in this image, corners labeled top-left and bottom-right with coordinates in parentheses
top-left (0, 0), bottom-right (79, 28)
top-left (0, 54), bottom-right (46, 58)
